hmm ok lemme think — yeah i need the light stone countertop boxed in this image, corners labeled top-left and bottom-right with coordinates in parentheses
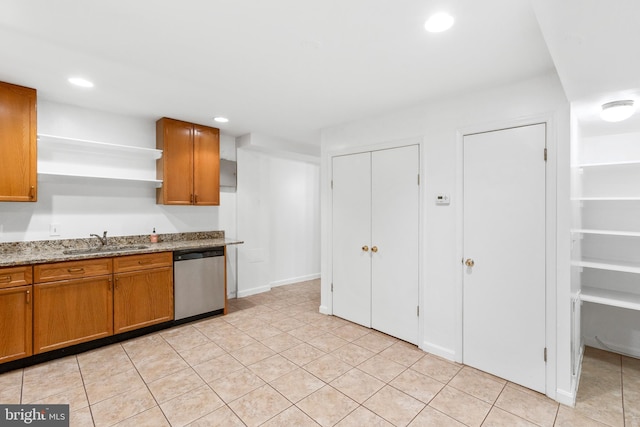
top-left (0, 231), bottom-right (243, 267)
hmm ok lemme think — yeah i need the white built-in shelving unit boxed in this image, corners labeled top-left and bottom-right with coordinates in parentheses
top-left (572, 136), bottom-right (640, 346)
top-left (37, 134), bottom-right (162, 186)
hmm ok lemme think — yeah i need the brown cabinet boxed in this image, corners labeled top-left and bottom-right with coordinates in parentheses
top-left (2, 251), bottom-right (176, 362)
top-left (114, 252), bottom-right (173, 334)
top-left (0, 265), bottom-right (33, 289)
top-left (156, 117), bottom-right (220, 205)
top-left (33, 259), bottom-right (114, 354)
top-left (34, 258), bottom-right (113, 283)
top-left (0, 265), bottom-right (33, 363)
top-left (0, 81), bottom-right (37, 202)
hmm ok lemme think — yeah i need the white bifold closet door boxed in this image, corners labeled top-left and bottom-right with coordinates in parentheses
top-left (332, 145), bottom-right (419, 344)
top-left (333, 151), bottom-right (372, 328)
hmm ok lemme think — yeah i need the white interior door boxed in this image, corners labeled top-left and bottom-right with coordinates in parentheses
top-left (463, 124), bottom-right (546, 393)
top-left (371, 145), bottom-right (420, 344)
top-left (332, 152), bottom-right (372, 327)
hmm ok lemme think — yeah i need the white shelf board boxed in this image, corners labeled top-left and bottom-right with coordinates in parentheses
top-left (571, 229), bottom-right (640, 237)
top-left (573, 160), bottom-right (640, 168)
top-left (571, 197), bottom-right (640, 201)
top-left (572, 258), bottom-right (640, 274)
top-left (38, 171), bottom-right (162, 187)
top-left (38, 133), bottom-right (162, 159)
top-left (581, 287), bottom-right (640, 311)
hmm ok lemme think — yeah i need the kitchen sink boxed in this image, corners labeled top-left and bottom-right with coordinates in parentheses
top-left (62, 245), bottom-right (149, 255)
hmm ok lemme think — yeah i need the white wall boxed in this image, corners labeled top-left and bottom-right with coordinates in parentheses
top-left (320, 72), bottom-right (571, 402)
top-left (236, 146), bottom-right (320, 297)
top-left (0, 101), bottom-right (238, 241)
top-left (0, 100), bottom-right (240, 293)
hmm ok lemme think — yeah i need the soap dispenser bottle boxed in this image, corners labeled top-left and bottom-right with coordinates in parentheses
top-left (150, 228), bottom-right (158, 243)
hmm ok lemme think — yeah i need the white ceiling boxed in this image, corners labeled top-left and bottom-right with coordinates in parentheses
top-left (0, 0), bottom-right (556, 145)
top-left (532, 0), bottom-right (640, 136)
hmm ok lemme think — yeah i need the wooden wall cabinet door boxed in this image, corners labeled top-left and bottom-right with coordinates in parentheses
top-left (34, 276), bottom-right (113, 354)
top-left (0, 285), bottom-right (32, 363)
top-left (193, 125), bottom-right (220, 205)
top-left (0, 81), bottom-right (37, 202)
top-left (156, 117), bottom-right (220, 205)
top-left (113, 266), bottom-right (173, 334)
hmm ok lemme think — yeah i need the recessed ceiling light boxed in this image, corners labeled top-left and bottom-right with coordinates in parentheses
top-left (68, 77), bottom-right (94, 88)
top-left (600, 100), bottom-right (635, 122)
top-left (424, 12), bottom-right (454, 33)
top-left (213, 116), bottom-right (229, 123)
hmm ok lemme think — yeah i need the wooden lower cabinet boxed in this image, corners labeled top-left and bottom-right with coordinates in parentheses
top-left (34, 276), bottom-right (113, 354)
top-left (114, 266), bottom-right (173, 334)
top-left (0, 285), bottom-right (32, 363)
top-left (2, 252), bottom-right (175, 363)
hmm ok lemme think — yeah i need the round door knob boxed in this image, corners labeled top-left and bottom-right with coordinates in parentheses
top-left (465, 258), bottom-right (475, 267)
top-left (362, 245), bottom-right (369, 252)
top-left (371, 246), bottom-right (378, 253)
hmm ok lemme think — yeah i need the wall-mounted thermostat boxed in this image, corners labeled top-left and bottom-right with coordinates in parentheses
top-left (435, 194), bottom-right (450, 205)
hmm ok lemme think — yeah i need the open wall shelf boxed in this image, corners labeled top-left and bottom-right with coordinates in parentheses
top-left (37, 133), bottom-right (161, 184)
top-left (38, 134), bottom-right (162, 159)
top-left (581, 287), bottom-right (640, 311)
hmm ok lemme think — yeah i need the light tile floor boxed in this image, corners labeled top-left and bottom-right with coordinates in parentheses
top-left (1, 279), bottom-right (638, 426)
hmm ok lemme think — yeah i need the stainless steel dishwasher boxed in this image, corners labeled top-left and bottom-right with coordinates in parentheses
top-left (173, 247), bottom-right (225, 321)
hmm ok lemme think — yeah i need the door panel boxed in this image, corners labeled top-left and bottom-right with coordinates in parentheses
top-left (0, 82), bottom-right (37, 202)
top-left (34, 276), bottom-right (113, 354)
top-left (332, 152), bottom-right (372, 327)
top-left (463, 124), bottom-right (546, 392)
top-left (0, 285), bottom-right (32, 363)
top-left (193, 125), bottom-right (220, 205)
top-left (371, 145), bottom-right (420, 344)
top-left (161, 119), bottom-right (193, 204)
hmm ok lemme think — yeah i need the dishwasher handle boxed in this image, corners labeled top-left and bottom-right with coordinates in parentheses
top-left (174, 247), bottom-right (224, 261)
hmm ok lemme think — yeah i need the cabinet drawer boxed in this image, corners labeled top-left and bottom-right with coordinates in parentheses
top-left (34, 258), bottom-right (113, 283)
top-left (114, 252), bottom-right (172, 273)
top-left (0, 265), bottom-right (33, 289)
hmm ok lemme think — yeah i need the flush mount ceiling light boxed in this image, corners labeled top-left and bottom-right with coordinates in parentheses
top-left (424, 12), bottom-right (454, 33)
top-left (600, 100), bottom-right (635, 122)
top-left (213, 116), bottom-right (229, 123)
top-left (68, 77), bottom-right (94, 88)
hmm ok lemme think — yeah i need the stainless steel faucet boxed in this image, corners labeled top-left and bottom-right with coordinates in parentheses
top-left (90, 231), bottom-right (108, 246)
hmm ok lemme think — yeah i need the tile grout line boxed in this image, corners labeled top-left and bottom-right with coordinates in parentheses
top-left (73, 354), bottom-right (96, 427)
top-left (118, 340), bottom-right (172, 427)
top-left (619, 354), bottom-right (626, 427)
top-left (165, 321), bottom-right (253, 426)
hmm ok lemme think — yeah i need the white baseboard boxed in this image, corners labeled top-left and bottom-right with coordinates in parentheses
top-left (236, 274), bottom-right (320, 298)
top-left (237, 285), bottom-right (271, 298)
top-left (270, 273), bottom-right (321, 288)
top-left (422, 341), bottom-right (457, 362)
top-left (227, 292), bottom-right (237, 299)
top-left (583, 335), bottom-right (640, 358)
top-left (556, 344), bottom-right (583, 407)
top-left (319, 305), bottom-right (331, 315)
top-left (556, 389), bottom-right (576, 407)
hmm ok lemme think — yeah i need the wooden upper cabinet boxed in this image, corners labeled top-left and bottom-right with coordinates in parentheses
top-left (156, 117), bottom-right (220, 205)
top-left (193, 125), bottom-right (220, 205)
top-left (0, 81), bottom-right (37, 202)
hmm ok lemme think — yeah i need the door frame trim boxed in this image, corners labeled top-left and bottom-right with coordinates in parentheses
top-left (325, 137), bottom-right (425, 348)
top-left (455, 113), bottom-right (558, 399)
